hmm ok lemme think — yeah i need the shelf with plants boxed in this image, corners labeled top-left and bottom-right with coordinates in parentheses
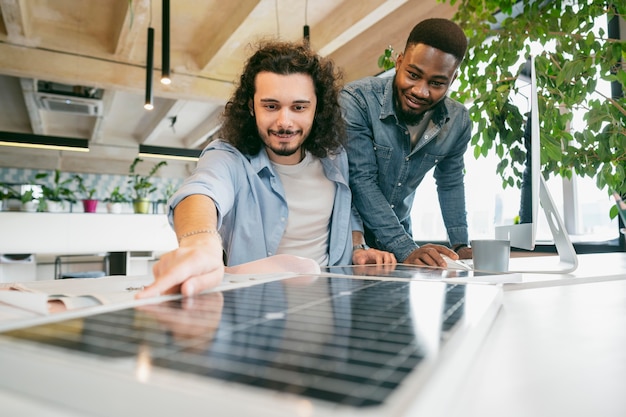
top-left (36, 170), bottom-right (77, 213)
top-left (127, 157), bottom-right (168, 214)
top-left (73, 175), bottom-right (99, 213)
top-left (103, 186), bottom-right (130, 214)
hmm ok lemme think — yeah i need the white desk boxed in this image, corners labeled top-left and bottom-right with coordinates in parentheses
top-left (0, 253), bottom-right (624, 416)
top-left (446, 277), bottom-right (626, 417)
top-left (507, 251), bottom-right (626, 288)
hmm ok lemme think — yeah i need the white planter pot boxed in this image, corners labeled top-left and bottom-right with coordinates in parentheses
top-left (21, 201), bottom-right (38, 212)
top-left (107, 202), bottom-right (123, 214)
top-left (46, 200), bottom-right (67, 213)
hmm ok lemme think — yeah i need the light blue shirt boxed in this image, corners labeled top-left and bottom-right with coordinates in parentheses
top-left (168, 140), bottom-right (360, 266)
top-left (340, 76), bottom-right (471, 261)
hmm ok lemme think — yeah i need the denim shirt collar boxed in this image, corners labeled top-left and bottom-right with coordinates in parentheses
top-left (379, 76), bottom-right (451, 128)
top-left (248, 147), bottom-right (275, 177)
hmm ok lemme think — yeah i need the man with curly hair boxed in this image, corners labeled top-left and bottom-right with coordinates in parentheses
top-left (139, 41), bottom-right (395, 298)
top-left (340, 18), bottom-right (472, 268)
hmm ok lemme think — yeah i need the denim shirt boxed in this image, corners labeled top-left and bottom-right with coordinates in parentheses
top-left (340, 76), bottom-right (470, 261)
top-left (168, 140), bottom-right (359, 266)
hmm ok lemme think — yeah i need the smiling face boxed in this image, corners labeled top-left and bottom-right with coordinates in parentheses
top-left (251, 71), bottom-right (317, 165)
top-left (393, 43), bottom-right (459, 124)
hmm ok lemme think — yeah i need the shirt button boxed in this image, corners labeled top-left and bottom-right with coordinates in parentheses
top-left (435, 159), bottom-right (439, 163)
top-left (390, 204), bottom-right (395, 209)
top-left (373, 146), bottom-right (377, 151)
top-left (405, 157), bottom-right (409, 161)
top-left (397, 182), bottom-right (401, 186)
top-left (424, 134), bottom-right (429, 139)
top-left (280, 217), bottom-right (285, 222)
top-left (268, 252), bottom-right (272, 256)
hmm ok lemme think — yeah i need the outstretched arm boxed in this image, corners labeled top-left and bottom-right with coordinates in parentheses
top-left (136, 194), bottom-right (224, 298)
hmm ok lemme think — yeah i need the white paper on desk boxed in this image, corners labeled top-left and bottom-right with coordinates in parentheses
top-left (6, 276), bottom-right (154, 314)
top-left (0, 291), bottom-right (50, 315)
top-left (3, 255), bottom-right (319, 314)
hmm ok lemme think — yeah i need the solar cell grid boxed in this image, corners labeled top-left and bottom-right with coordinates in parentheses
top-left (2, 276), bottom-right (477, 409)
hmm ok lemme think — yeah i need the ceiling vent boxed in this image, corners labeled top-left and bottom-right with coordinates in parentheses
top-left (34, 81), bottom-right (104, 116)
top-left (35, 93), bottom-right (103, 116)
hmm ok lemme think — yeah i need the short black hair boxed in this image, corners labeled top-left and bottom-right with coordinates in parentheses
top-left (405, 18), bottom-right (468, 64)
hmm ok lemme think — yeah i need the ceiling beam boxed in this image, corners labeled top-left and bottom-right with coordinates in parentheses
top-left (0, 42), bottom-right (234, 102)
top-left (113, 0), bottom-right (150, 58)
top-left (18, 77), bottom-right (44, 135)
top-left (314, 0), bottom-right (408, 56)
top-left (196, 0), bottom-right (260, 70)
top-left (90, 90), bottom-right (116, 143)
top-left (183, 108), bottom-right (222, 149)
top-left (0, 0), bottom-right (32, 42)
top-left (136, 99), bottom-right (187, 144)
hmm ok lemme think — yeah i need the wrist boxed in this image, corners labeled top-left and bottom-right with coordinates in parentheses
top-left (177, 229), bottom-right (221, 244)
top-left (452, 243), bottom-right (469, 253)
top-left (352, 243), bottom-right (368, 252)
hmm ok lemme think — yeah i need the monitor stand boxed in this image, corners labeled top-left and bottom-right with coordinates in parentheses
top-left (496, 176), bottom-right (579, 274)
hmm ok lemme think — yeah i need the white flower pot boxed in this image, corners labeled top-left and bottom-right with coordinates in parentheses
top-left (21, 201), bottom-right (37, 212)
top-left (107, 202), bottom-right (123, 214)
top-left (46, 200), bottom-right (67, 213)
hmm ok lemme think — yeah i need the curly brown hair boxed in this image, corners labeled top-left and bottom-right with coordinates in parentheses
top-left (219, 40), bottom-right (345, 158)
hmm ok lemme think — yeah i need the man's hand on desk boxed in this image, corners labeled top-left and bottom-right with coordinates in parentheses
top-left (136, 233), bottom-right (224, 299)
top-left (402, 244), bottom-right (458, 268)
top-left (352, 247), bottom-right (397, 265)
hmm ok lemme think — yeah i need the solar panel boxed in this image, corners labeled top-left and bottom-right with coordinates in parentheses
top-left (0, 272), bottom-right (501, 417)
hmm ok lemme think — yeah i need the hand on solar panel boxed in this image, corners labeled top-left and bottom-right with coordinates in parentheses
top-left (352, 247), bottom-right (397, 265)
top-left (351, 262), bottom-right (399, 276)
top-left (137, 231), bottom-right (225, 299)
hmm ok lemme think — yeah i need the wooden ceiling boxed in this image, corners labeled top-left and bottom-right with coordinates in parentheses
top-left (0, 0), bottom-right (457, 171)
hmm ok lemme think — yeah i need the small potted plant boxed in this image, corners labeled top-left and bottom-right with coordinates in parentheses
top-left (20, 189), bottom-right (38, 212)
top-left (156, 182), bottom-right (176, 214)
top-left (36, 170), bottom-right (76, 212)
top-left (104, 186), bottom-right (129, 214)
top-left (73, 175), bottom-right (99, 213)
top-left (0, 182), bottom-right (20, 211)
top-left (127, 157), bottom-right (167, 214)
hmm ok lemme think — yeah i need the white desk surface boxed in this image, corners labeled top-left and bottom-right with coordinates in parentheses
top-left (507, 251), bottom-right (626, 289)
top-left (0, 252), bottom-right (625, 416)
top-left (447, 277), bottom-right (626, 417)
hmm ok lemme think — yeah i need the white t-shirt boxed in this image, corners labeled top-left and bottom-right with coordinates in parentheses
top-left (271, 152), bottom-right (335, 265)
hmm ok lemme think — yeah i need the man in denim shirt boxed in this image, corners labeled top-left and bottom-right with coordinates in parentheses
top-left (340, 18), bottom-right (472, 267)
top-left (138, 41), bottom-right (395, 299)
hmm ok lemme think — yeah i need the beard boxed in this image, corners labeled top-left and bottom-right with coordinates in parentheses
top-left (262, 128), bottom-right (305, 157)
top-left (268, 143), bottom-right (300, 156)
top-left (393, 93), bottom-right (427, 125)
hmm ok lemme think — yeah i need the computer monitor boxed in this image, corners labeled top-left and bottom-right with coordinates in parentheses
top-left (494, 55), bottom-right (578, 273)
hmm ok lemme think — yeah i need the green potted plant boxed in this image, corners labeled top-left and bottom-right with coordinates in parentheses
top-left (73, 175), bottom-right (99, 213)
top-left (127, 157), bottom-right (167, 214)
top-left (103, 186), bottom-right (129, 214)
top-left (0, 182), bottom-right (20, 211)
top-left (380, 2), bottom-right (625, 220)
top-left (437, 0), bottom-right (625, 218)
top-left (36, 170), bottom-right (77, 212)
top-left (19, 189), bottom-right (38, 212)
top-left (156, 182), bottom-right (176, 214)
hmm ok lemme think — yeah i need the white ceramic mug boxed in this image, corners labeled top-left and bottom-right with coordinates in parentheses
top-left (471, 239), bottom-right (511, 272)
